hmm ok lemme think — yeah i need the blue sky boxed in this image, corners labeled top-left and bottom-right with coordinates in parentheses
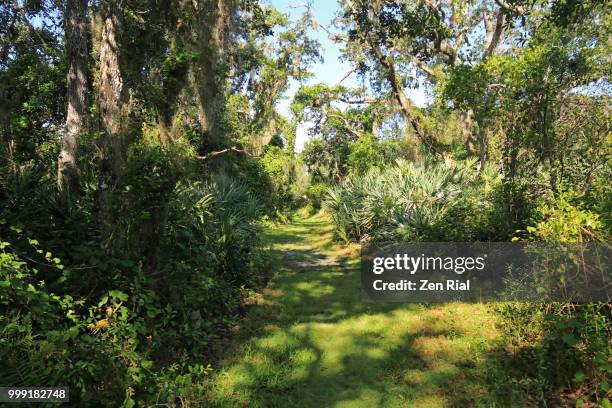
top-left (267, 0), bottom-right (431, 151)
top-left (267, 0), bottom-right (361, 107)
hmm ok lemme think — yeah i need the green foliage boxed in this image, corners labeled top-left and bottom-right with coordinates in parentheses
top-left (485, 179), bottom-right (544, 241)
top-left (529, 189), bottom-right (606, 242)
top-left (0, 160), bottom-right (270, 406)
top-left (1, 0), bottom-right (609, 406)
top-left (301, 138), bottom-right (335, 183)
top-left (496, 303), bottom-right (611, 405)
top-left (0, 5), bottom-right (65, 165)
top-left (347, 134), bottom-right (381, 175)
top-left (325, 159), bottom-right (504, 242)
top-left (0, 236), bottom-right (150, 406)
top-left (293, 82), bottom-right (392, 183)
top-left (305, 183), bottom-right (327, 213)
top-left (160, 179), bottom-right (269, 352)
top-left (494, 190), bottom-right (611, 403)
top-left (442, 2), bottom-right (611, 192)
top-left (259, 146), bottom-right (306, 213)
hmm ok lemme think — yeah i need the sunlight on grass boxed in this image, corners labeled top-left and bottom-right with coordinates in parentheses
top-left (206, 212), bottom-right (512, 408)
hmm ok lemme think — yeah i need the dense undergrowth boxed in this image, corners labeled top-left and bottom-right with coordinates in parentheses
top-left (0, 161), bottom-right (277, 406)
top-left (324, 159), bottom-right (611, 406)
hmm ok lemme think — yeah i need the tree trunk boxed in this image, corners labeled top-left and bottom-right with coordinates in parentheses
top-left (378, 52), bottom-right (442, 157)
top-left (478, 127), bottom-right (488, 172)
top-left (58, 0), bottom-right (88, 193)
top-left (482, 1), bottom-right (506, 59)
top-left (195, 0), bottom-right (235, 148)
top-left (460, 109), bottom-right (476, 156)
top-left (96, 0), bottom-right (125, 237)
top-left (372, 115), bottom-right (380, 138)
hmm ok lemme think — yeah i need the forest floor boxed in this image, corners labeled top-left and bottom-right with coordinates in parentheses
top-left (206, 211), bottom-right (517, 407)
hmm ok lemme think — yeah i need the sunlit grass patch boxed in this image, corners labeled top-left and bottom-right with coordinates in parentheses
top-left (206, 212), bottom-right (521, 407)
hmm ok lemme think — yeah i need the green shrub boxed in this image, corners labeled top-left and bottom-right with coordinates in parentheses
top-left (305, 183), bottom-right (328, 212)
top-left (0, 238), bottom-right (151, 406)
top-left (496, 191), bottom-right (611, 405)
top-left (260, 146), bottom-right (306, 213)
top-left (496, 302), bottom-right (611, 406)
top-left (324, 159), bottom-right (500, 242)
top-left (347, 134), bottom-right (381, 175)
top-left (0, 162), bottom-right (271, 407)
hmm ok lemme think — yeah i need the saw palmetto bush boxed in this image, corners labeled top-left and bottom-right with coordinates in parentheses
top-left (325, 159), bottom-right (500, 242)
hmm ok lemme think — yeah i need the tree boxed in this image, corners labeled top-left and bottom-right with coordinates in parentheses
top-left (337, 0), bottom-right (520, 161)
top-left (292, 83), bottom-right (382, 181)
top-left (58, 0), bottom-right (88, 193)
top-left (194, 0), bottom-right (237, 148)
top-left (0, 1), bottom-right (64, 168)
top-left (96, 0), bottom-right (127, 236)
top-left (444, 0), bottom-right (610, 191)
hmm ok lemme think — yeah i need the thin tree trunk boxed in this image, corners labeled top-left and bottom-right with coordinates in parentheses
top-left (460, 109), bottom-right (476, 156)
top-left (58, 0), bottom-right (88, 193)
top-left (372, 115), bottom-right (380, 138)
top-left (376, 50), bottom-right (442, 157)
top-left (478, 127), bottom-right (488, 172)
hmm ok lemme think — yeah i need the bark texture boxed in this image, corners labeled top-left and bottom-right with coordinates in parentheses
top-left (58, 0), bottom-right (88, 192)
top-left (195, 0), bottom-right (236, 147)
top-left (96, 0), bottom-right (126, 236)
top-left (460, 109), bottom-right (477, 155)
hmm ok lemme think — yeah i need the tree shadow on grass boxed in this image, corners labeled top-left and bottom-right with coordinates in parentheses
top-left (208, 314), bottom-right (505, 407)
top-left (206, 215), bottom-right (526, 407)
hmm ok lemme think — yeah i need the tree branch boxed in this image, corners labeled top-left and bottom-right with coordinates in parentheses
top-left (338, 97), bottom-right (377, 104)
top-left (494, 0), bottom-right (526, 14)
top-left (483, 0), bottom-right (494, 36)
top-left (197, 146), bottom-right (251, 160)
top-left (484, 10), bottom-right (506, 57)
top-left (336, 67), bottom-right (356, 86)
top-left (410, 54), bottom-right (437, 78)
top-left (326, 112), bottom-right (363, 138)
top-left (347, 0), bottom-right (443, 156)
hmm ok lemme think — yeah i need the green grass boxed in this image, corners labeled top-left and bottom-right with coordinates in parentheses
top-left (205, 211), bottom-right (522, 407)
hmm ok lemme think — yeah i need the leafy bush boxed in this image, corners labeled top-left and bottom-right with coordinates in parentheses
top-left (324, 159), bottom-right (500, 242)
top-left (496, 190), bottom-right (611, 405)
top-left (347, 134), bottom-right (381, 175)
top-left (259, 146), bottom-right (307, 213)
top-left (325, 160), bottom-right (610, 405)
top-left (0, 163), bottom-right (270, 407)
top-left (0, 237), bottom-right (150, 406)
top-left (496, 302), bottom-right (611, 406)
top-left (305, 183), bottom-right (328, 213)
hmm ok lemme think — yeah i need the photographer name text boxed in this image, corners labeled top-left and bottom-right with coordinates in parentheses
top-left (372, 279), bottom-right (470, 291)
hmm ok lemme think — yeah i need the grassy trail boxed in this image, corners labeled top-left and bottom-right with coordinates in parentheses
top-left (207, 212), bottom-right (507, 407)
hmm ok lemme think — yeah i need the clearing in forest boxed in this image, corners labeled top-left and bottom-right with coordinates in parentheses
top-left (206, 212), bottom-right (516, 407)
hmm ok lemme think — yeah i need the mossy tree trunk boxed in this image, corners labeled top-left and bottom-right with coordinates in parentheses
top-left (96, 0), bottom-right (126, 240)
top-left (58, 0), bottom-right (89, 194)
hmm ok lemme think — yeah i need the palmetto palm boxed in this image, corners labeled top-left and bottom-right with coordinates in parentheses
top-left (325, 159), bottom-right (492, 242)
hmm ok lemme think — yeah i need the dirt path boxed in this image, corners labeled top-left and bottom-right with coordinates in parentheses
top-left (206, 212), bottom-right (509, 407)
